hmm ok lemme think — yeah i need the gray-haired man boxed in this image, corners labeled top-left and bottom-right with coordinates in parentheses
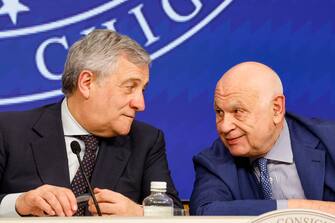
top-left (0, 30), bottom-right (182, 217)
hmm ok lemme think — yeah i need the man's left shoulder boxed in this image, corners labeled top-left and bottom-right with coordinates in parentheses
top-left (287, 112), bottom-right (335, 141)
top-left (287, 113), bottom-right (335, 129)
top-left (129, 120), bottom-right (162, 141)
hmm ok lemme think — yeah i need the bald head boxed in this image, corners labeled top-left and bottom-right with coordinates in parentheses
top-left (216, 62), bottom-right (283, 102)
top-left (214, 61), bottom-right (286, 158)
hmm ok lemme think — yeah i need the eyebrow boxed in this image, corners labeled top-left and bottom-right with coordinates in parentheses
top-left (121, 78), bottom-right (149, 88)
top-left (214, 102), bottom-right (223, 111)
top-left (231, 100), bottom-right (245, 107)
top-left (214, 99), bottom-right (246, 109)
top-left (121, 78), bottom-right (141, 84)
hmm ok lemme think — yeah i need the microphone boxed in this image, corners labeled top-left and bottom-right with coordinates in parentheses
top-left (70, 141), bottom-right (102, 216)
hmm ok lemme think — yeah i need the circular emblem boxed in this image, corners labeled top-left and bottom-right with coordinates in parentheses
top-left (0, 0), bottom-right (233, 106)
top-left (251, 209), bottom-right (335, 223)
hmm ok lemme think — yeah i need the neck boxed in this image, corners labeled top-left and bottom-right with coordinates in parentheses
top-left (67, 95), bottom-right (86, 130)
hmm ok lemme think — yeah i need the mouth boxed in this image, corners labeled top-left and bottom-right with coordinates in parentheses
top-left (225, 135), bottom-right (244, 145)
top-left (123, 114), bottom-right (135, 119)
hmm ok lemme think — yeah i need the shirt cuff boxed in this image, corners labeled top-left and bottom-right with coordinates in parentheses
top-left (276, 200), bottom-right (288, 210)
top-left (0, 193), bottom-right (22, 217)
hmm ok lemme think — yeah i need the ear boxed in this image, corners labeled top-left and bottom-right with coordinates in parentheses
top-left (77, 70), bottom-right (95, 99)
top-left (273, 95), bottom-right (285, 125)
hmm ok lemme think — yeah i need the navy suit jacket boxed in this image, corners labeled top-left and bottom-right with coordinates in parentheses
top-left (0, 102), bottom-right (182, 208)
top-left (190, 113), bottom-right (335, 215)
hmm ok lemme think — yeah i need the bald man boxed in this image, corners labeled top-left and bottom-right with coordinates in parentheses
top-left (190, 62), bottom-right (335, 216)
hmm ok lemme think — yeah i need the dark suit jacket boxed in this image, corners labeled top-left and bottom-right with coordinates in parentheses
top-left (190, 113), bottom-right (335, 215)
top-left (0, 102), bottom-right (182, 208)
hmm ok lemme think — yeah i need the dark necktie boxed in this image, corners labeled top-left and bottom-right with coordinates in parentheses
top-left (255, 157), bottom-right (273, 200)
top-left (71, 135), bottom-right (99, 216)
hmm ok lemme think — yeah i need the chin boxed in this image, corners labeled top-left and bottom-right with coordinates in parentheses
top-left (116, 126), bottom-right (132, 136)
top-left (95, 126), bottom-right (131, 138)
top-left (227, 145), bottom-right (250, 157)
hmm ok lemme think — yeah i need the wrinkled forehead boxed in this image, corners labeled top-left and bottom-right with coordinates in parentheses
top-left (216, 77), bottom-right (259, 96)
top-left (215, 85), bottom-right (260, 107)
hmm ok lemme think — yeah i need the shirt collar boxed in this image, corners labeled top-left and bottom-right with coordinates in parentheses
top-left (265, 119), bottom-right (293, 164)
top-left (61, 99), bottom-right (89, 136)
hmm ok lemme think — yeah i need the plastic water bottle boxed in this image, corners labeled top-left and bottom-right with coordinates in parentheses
top-left (143, 181), bottom-right (174, 216)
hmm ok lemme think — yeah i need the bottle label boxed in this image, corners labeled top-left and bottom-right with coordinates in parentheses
top-left (143, 206), bottom-right (173, 216)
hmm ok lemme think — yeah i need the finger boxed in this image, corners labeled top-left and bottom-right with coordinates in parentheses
top-left (88, 201), bottom-right (116, 216)
top-left (89, 202), bottom-right (120, 215)
top-left (94, 190), bottom-right (121, 203)
top-left (93, 187), bottom-right (103, 193)
top-left (88, 202), bottom-right (96, 214)
top-left (33, 196), bottom-right (55, 216)
top-left (62, 189), bottom-right (77, 215)
top-left (29, 205), bottom-right (50, 217)
top-left (54, 190), bottom-right (75, 216)
top-left (88, 196), bottom-right (100, 206)
top-left (43, 191), bottom-right (65, 216)
top-left (88, 197), bottom-right (94, 207)
top-left (31, 208), bottom-right (46, 217)
top-left (102, 214), bottom-right (115, 216)
top-left (88, 200), bottom-right (102, 214)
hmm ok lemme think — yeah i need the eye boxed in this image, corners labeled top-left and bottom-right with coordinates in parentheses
top-left (124, 86), bottom-right (134, 93)
top-left (233, 108), bottom-right (246, 119)
top-left (124, 83), bottom-right (138, 93)
top-left (215, 108), bottom-right (224, 116)
top-left (234, 108), bottom-right (243, 114)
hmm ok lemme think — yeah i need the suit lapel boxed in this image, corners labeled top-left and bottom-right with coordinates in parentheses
top-left (91, 136), bottom-right (131, 190)
top-left (235, 157), bottom-right (264, 199)
top-left (288, 117), bottom-right (325, 200)
top-left (30, 103), bottom-right (70, 188)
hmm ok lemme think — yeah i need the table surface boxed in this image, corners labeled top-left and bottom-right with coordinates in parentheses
top-left (0, 216), bottom-right (254, 223)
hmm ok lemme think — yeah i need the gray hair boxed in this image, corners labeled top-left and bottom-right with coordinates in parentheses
top-left (62, 29), bottom-right (151, 96)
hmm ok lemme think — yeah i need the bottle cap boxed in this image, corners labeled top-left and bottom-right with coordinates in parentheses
top-left (150, 181), bottom-right (167, 190)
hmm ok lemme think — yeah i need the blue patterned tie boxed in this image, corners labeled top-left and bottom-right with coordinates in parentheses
top-left (256, 158), bottom-right (272, 200)
top-left (71, 135), bottom-right (99, 216)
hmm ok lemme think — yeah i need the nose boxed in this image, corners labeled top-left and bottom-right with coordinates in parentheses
top-left (130, 91), bottom-right (145, 112)
top-left (217, 113), bottom-right (235, 135)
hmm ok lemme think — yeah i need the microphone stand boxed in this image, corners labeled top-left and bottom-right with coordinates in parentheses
top-left (72, 141), bottom-right (102, 216)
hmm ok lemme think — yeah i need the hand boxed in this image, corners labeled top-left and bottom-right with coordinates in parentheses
top-left (88, 188), bottom-right (143, 216)
top-left (288, 199), bottom-right (335, 215)
top-left (15, 184), bottom-right (77, 217)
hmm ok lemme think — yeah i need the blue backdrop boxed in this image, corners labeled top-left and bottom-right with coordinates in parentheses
top-left (0, 0), bottom-right (334, 199)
